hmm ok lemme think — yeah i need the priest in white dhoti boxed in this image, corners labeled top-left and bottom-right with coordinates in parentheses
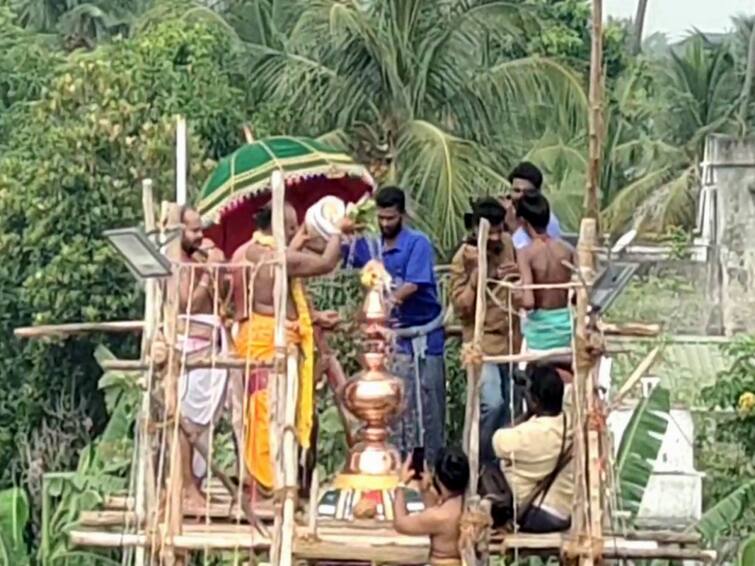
top-left (174, 206), bottom-right (230, 511)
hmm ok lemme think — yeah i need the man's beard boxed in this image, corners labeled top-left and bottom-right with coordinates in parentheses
top-left (182, 239), bottom-right (200, 255)
top-left (488, 240), bottom-right (503, 255)
top-left (380, 221), bottom-right (402, 240)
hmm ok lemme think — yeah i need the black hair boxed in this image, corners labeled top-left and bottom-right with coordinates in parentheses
top-left (255, 204), bottom-right (273, 230)
top-left (375, 186), bottom-right (406, 213)
top-left (516, 192), bottom-right (550, 234)
top-left (525, 363), bottom-right (564, 415)
top-left (508, 161), bottom-right (543, 191)
top-left (473, 197), bottom-right (505, 227)
top-left (434, 446), bottom-right (470, 495)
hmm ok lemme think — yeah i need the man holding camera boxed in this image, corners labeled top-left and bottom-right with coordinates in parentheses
top-left (450, 197), bottom-right (522, 466)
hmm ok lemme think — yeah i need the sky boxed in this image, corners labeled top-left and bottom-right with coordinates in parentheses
top-left (605, 0), bottom-right (754, 42)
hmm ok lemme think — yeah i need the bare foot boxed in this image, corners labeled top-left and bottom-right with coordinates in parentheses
top-left (183, 484), bottom-right (208, 517)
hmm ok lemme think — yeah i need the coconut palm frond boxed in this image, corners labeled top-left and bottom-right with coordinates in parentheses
top-left (635, 166), bottom-right (698, 233)
top-left (397, 119), bottom-right (505, 251)
top-left (601, 166), bottom-right (672, 233)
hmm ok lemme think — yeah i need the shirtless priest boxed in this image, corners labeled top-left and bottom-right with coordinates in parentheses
top-left (233, 202), bottom-right (352, 496)
top-left (175, 206), bottom-right (229, 512)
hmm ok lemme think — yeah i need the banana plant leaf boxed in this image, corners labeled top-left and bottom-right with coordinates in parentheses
top-left (0, 488), bottom-right (30, 566)
top-left (196, 136), bottom-right (375, 256)
top-left (694, 479), bottom-right (755, 544)
top-left (739, 533), bottom-right (755, 566)
top-left (616, 386), bottom-right (670, 517)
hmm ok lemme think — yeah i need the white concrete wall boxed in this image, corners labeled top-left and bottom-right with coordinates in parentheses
top-left (707, 135), bottom-right (755, 335)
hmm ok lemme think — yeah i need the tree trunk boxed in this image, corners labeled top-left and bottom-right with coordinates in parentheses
top-left (631, 0), bottom-right (650, 55)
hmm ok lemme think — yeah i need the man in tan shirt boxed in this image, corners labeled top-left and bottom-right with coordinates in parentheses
top-left (450, 197), bottom-right (521, 465)
top-left (492, 363), bottom-right (573, 532)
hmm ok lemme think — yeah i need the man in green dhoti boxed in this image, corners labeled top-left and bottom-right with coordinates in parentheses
top-left (515, 193), bottom-right (576, 351)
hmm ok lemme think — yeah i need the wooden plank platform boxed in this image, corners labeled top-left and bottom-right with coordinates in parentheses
top-left (69, 522), bottom-right (715, 564)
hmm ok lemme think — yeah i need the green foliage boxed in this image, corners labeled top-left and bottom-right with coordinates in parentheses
top-left (695, 336), bottom-right (755, 545)
top-left (519, 0), bottom-right (630, 82)
top-left (40, 345), bottom-right (138, 564)
top-left (232, 0), bottom-right (587, 255)
top-left (0, 13), bottom-right (248, 547)
top-left (616, 386), bottom-right (670, 518)
top-left (0, 488), bottom-right (30, 566)
top-left (0, 7), bottom-right (61, 142)
top-left (739, 533), bottom-right (755, 566)
top-left (694, 479), bottom-right (755, 546)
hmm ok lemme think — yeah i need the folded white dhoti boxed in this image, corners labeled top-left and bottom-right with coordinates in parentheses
top-left (176, 314), bottom-right (229, 477)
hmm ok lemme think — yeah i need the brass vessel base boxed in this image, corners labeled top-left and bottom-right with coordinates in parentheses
top-left (332, 472), bottom-right (399, 491)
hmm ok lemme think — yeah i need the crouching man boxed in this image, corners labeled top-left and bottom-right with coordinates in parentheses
top-left (393, 448), bottom-right (470, 566)
top-left (482, 363), bottom-right (573, 533)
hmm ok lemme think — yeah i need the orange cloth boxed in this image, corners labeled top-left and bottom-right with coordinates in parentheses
top-left (235, 230), bottom-right (316, 490)
top-left (235, 314), bottom-right (303, 489)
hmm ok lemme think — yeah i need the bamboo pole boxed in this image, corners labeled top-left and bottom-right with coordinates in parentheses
top-left (160, 202), bottom-right (184, 566)
top-left (483, 347), bottom-right (573, 365)
top-left (307, 467), bottom-right (319, 537)
top-left (100, 356), bottom-right (271, 372)
top-left (268, 170), bottom-right (296, 566)
top-left (462, 218), bottom-right (489, 501)
top-left (597, 321), bottom-right (661, 337)
top-left (175, 117), bottom-right (187, 206)
top-left (68, 528), bottom-right (716, 563)
top-left (148, 396), bottom-right (264, 531)
top-left (571, 218), bottom-right (603, 566)
top-left (134, 179), bottom-right (158, 566)
top-left (610, 347), bottom-right (660, 407)
top-left (14, 320), bottom-right (143, 339)
top-left (584, 0), bottom-right (604, 227)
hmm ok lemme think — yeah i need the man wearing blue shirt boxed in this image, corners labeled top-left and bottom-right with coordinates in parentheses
top-left (502, 162), bottom-right (561, 249)
top-left (344, 186), bottom-right (445, 465)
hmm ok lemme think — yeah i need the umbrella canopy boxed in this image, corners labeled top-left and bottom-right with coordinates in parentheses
top-left (197, 136), bottom-right (375, 256)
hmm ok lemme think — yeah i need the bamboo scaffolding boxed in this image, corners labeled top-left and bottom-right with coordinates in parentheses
top-left (598, 321), bottom-right (661, 337)
top-left (269, 170), bottom-right (297, 566)
top-left (14, 320), bottom-right (144, 339)
top-left (570, 219), bottom-right (603, 565)
top-left (490, 280), bottom-right (586, 290)
top-left (100, 356), bottom-right (271, 372)
top-left (483, 347), bottom-right (573, 365)
top-left (462, 218), bottom-right (489, 499)
top-left (611, 347), bottom-right (661, 407)
top-left (134, 178), bottom-right (158, 566)
top-left (161, 201), bottom-right (184, 566)
top-left (68, 526), bottom-right (714, 563)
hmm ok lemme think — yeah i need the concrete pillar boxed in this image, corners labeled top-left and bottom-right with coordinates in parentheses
top-left (707, 135), bottom-right (755, 335)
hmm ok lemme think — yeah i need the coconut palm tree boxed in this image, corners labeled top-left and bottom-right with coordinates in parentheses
top-left (12, 0), bottom-right (153, 43)
top-left (532, 31), bottom-right (744, 236)
top-left (221, 0), bottom-right (587, 253)
top-left (603, 32), bottom-right (741, 233)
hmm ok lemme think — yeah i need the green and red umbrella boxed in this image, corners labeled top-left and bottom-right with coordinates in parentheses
top-left (197, 136), bottom-right (375, 256)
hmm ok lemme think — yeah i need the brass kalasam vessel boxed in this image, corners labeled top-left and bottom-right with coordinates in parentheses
top-left (333, 271), bottom-right (405, 491)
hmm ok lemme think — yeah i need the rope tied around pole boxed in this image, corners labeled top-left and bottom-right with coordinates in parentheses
top-left (458, 500), bottom-right (493, 557)
top-left (461, 342), bottom-right (484, 368)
